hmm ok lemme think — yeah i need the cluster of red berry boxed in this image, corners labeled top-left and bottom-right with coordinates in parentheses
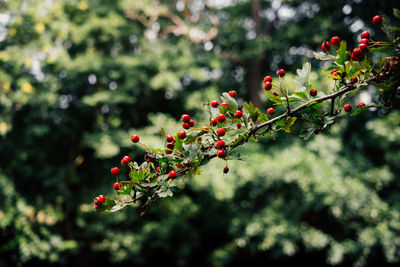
top-left (94, 154), bottom-right (134, 209)
top-left (321, 36), bottom-right (341, 52)
top-left (343, 102), bottom-right (366, 113)
top-left (93, 194), bottom-right (105, 209)
top-left (262, 69), bottom-right (286, 116)
top-left (209, 90), bottom-right (241, 159)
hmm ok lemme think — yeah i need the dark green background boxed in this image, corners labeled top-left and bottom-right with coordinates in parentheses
top-left (0, 0), bottom-right (399, 266)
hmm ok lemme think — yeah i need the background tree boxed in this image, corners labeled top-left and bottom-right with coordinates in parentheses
top-left (0, 0), bottom-right (399, 266)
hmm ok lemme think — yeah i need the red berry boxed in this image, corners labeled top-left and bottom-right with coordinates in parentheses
top-left (351, 76), bottom-right (358, 83)
top-left (181, 114), bottom-right (190, 123)
top-left (182, 122), bottom-right (190, 129)
top-left (228, 90), bottom-right (237, 98)
top-left (113, 182), bottom-right (121, 190)
top-left (234, 110), bottom-right (243, 119)
top-left (352, 48), bottom-right (363, 59)
top-left (357, 103), bottom-right (366, 108)
top-left (211, 100), bottom-right (219, 108)
top-left (330, 69), bottom-right (338, 75)
top-left (267, 108), bottom-right (275, 115)
top-left (310, 88), bottom-right (318, 97)
top-left (216, 140), bottom-right (225, 149)
top-left (166, 135), bottom-right (174, 142)
top-left (188, 120), bottom-right (195, 127)
top-left (169, 170), bottom-right (177, 179)
top-left (344, 104), bottom-right (352, 112)
top-left (236, 123), bottom-right (241, 129)
top-left (167, 142), bottom-right (175, 150)
top-left (360, 31), bottom-right (370, 39)
top-left (372, 15), bottom-right (382, 25)
top-left (131, 135), bottom-right (140, 143)
top-left (121, 155), bottom-right (131, 166)
top-left (264, 81), bottom-right (272, 90)
top-left (359, 43), bottom-right (368, 52)
top-left (264, 76), bottom-right (272, 83)
top-left (217, 114), bottom-right (226, 123)
top-left (221, 102), bottom-right (229, 108)
top-left (330, 36), bottom-right (340, 46)
top-left (321, 41), bottom-right (331, 52)
top-left (360, 38), bottom-right (369, 44)
top-left (223, 166), bottom-right (229, 174)
top-left (351, 50), bottom-right (365, 61)
top-left (98, 195), bottom-right (105, 203)
top-left (157, 166), bottom-right (161, 172)
top-left (178, 130), bottom-right (186, 139)
top-left (217, 128), bottom-right (226, 137)
top-left (276, 69), bottom-right (286, 77)
top-left (111, 167), bottom-right (120, 176)
top-left (216, 149), bottom-right (225, 158)
top-left (166, 150), bottom-right (172, 154)
top-left (210, 118), bottom-right (218, 126)
top-left (94, 197), bottom-right (100, 205)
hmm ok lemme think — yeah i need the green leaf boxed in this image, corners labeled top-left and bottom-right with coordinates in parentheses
top-left (97, 197), bottom-right (117, 212)
top-left (243, 102), bottom-right (260, 122)
top-left (183, 130), bottom-right (205, 144)
top-left (394, 8), bottom-right (400, 19)
top-left (388, 26), bottom-right (400, 32)
top-left (157, 188), bottom-right (173, 198)
top-left (294, 91), bottom-right (307, 99)
top-left (336, 41), bottom-right (347, 65)
top-left (174, 132), bottom-right (183, 152)
top-left (313, 51), bottom-right (333, 61)
top-left (264, 90), bottom-right (283, 104)
top-left (129, 169), bottom-right (142, 183)
top-left (276, 117), bottom-right (297, 133)
top-left (109, 203), bottom-right (129, 212)
top-left (351, 105), bottom-right (378, 116)
top-left (258, 112), bottom-right (269, 123)
top-left (294, 62), bottom-right (311, 91)
top-left (220, 92), bottom-right (238, 114)
top-left (285, 94), bottom-right (305, 103)
top-left (118, 184), bottom-right (132, 196)
top-left (188, 143), bottom-right (200, 161)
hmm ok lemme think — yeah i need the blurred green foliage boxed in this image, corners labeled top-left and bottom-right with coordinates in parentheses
top-left (0, 0), bottom-right (399, 266)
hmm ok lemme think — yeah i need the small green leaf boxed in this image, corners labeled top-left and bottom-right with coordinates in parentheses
top-left (394, 8), bottom-right (400, 19)
top-left (313, 51), bottom-right (333, 61)
top-left (264, 90), bottom-right (283, 104)
top-left (157, 188), bottom-right (173, 198)
top-left (220, 92), bottom-right (238, 114)
top-left (351, 105), bottom-right (378, 116)
top-left (184, 130), bottom-right (204, 144)
top-left (276, 117), bottom-right (297, 133)
top-left (243, 102), bottom-right (260, 121)
top-left (188, 143), bottom-right (200, 161)
top-left (129, 169), bottom-right (142, 183)
top-left (109, 202), bottom-right (129, 212)
top-left (118, 184), bottom-right (132, 196)
top-left (294, 62), bottom-right (311, 91)
top-left (258, 112), bottom-right (269, 123)
top-left (174, 132), bottom-right (183, 152)
top-left (336, 41), bottom-right (348, 65)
